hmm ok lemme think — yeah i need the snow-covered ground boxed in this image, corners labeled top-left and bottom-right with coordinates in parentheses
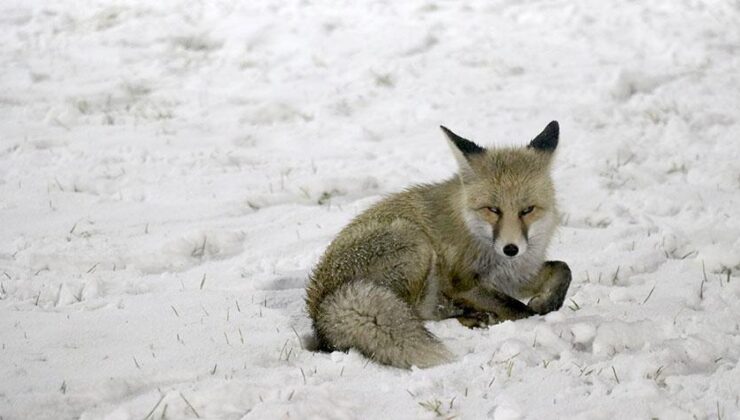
top-left (2, 0), bottom-right (740, 418)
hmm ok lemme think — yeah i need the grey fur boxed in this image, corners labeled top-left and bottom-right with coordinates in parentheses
top-left (316, 281), bottom-right (453, 368)
top-left (305, 122), bottom-right (571, 369)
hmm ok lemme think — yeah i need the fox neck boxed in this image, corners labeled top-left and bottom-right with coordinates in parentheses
top-left (467, 216), bottom-right (553, 298)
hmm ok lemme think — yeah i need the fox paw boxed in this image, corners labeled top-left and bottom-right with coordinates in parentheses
top-left (456, 312), bottom-right (499, 328)
top-left (527, 261), bottom-right (572, 315)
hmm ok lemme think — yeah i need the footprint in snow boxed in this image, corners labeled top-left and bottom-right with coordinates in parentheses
top-left (135, 230), bottom-right (245, 274)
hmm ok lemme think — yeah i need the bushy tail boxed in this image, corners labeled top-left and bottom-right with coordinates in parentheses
top-left (314, 281), bottom-right (453, 369)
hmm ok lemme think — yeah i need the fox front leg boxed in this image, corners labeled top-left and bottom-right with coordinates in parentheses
top-left (526, 261), bottom-right (572, 315)
top-left (450, 286), bottom-right (535, 328)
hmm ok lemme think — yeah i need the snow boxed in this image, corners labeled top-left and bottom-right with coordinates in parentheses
top-left (1, 0), bottom-right (740, 418)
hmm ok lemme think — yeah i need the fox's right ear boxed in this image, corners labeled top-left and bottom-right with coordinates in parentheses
top-left (440, 126), bottom-right (484, 179)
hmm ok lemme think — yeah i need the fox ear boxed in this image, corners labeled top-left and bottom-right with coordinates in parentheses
top-left (528, 121), bottom-right (559, 153)
top-left (440, 125), bottom-right (484, 178)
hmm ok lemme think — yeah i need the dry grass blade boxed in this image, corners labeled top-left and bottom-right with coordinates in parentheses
top-left (642, 285), bottom-right (656, 304)
top-left (291, 326), bottom-right (304, 349)
top-left (143, 393), bottom-right (166, 420)
top-left (179, 392), bottom-right (200, 418)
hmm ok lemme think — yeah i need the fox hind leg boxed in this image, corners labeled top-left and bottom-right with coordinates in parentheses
top-left (310, 221), bottom-right (453, 368)
top-left (526, 261), bottom-right (572, 315)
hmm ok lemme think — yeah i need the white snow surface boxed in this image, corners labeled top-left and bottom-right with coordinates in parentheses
top-left (1, 0), bottom-right (740, 419)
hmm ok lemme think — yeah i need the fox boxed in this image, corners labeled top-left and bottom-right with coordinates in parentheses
top-left (305, 121), bottom-right (572, 369)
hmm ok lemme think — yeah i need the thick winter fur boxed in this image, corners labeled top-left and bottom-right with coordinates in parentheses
top-left (306, 121), bottom-right (571, 369)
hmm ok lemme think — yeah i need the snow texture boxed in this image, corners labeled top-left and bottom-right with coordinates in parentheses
top-left (1, 0), bottom-right (740, 419)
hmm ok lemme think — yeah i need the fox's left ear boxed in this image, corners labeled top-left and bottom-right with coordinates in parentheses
top-left (528, 121), bottom-right (559, 153)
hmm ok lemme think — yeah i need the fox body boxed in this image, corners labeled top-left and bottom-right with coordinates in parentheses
top-left (305, 121), bottom-right (571, 368)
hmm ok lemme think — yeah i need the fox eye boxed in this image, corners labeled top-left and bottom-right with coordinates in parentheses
top-left (519, 206), bottom-right (535, 216)
top-left (485, 207), bottom-right (501, 215)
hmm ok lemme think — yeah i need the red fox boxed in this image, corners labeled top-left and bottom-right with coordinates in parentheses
top-left (306, 121), bottom-right (571, 368)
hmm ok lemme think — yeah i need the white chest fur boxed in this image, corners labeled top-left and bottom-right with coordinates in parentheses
top-left (475, 244), bottom-right (545, 299)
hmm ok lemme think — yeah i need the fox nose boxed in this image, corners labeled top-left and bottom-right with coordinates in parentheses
top-left (503, 244), bottom-right (519, 257)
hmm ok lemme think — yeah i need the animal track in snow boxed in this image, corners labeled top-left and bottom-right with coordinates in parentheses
top-left (134, 229), bottom-right (245, 274)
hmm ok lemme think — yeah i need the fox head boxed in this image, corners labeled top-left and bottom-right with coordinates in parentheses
top-left (441, 121), bottom-right (559, 259)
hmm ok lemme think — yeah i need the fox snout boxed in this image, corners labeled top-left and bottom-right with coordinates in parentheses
top-left (462, 208), bottom-right (536, 259)
top-left (494, 218), bottom-right (528, 258)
